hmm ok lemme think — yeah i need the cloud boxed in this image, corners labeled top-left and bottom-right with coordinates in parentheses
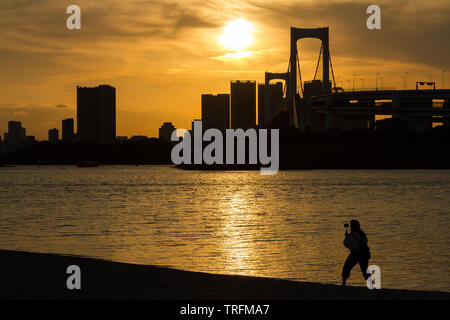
top-left (0, 1), bottom-right (219, 50)
top-left (0, 102), bottom-right (194, 140)
top-left (211, 51), bottom-right (255, 60)
top-left (174, 14), bottom-right (218, 30)
top-left (0, 104), bottom-right (75, 138)
top-left (55, 104), bottom-right (69, 108)
top-left (247, 0), bottom-right (450, 70)
top-left (1, 0), bottom-right (448, 70)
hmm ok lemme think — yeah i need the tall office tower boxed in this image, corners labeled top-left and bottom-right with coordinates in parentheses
top-left (159, 122), bottom-right (176, 142)
top-left (258, 82), bottom-right (283, 127)
top-left (48, 128), bottom-right (59, 143)
top-left (201, 94), bottom-right (230, 131)
top-left (77, 85), bottom-right (116, 143)
top-left (62, 118), bottom-right (74, 142)
top-left (230, 80), bottom-right (256, 129)
top-left (6, 121), bottom-right (26, 148)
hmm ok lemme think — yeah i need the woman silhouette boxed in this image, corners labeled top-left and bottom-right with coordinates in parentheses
top-left (341, 219), bottom-right (371, 286)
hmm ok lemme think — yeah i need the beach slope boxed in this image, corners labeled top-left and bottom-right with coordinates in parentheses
top-left (1, 250), bottom-right (448, 300)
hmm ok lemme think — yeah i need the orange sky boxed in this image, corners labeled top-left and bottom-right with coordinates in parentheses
top-left (0, 0), bottom-right (449, 140)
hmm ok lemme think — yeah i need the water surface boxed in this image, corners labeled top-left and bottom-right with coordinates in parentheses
top-left (0, 166), bottom-right (449, 292)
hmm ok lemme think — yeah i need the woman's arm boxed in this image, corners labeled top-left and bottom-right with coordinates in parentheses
top-left (343, 233), bottom-right (358, 251)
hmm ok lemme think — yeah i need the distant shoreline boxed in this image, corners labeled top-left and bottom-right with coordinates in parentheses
top-left (0, 250), bottom-right (448, 300)
top-left (2, 163), bottom-right (450, 170)
top-left (1, 127), bottom-right (450, 169)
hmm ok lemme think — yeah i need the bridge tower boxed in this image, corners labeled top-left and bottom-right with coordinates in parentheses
top-left (289, 27), bottom-right (331, 127)
top-left (265, 71), bottom-right (290, 98)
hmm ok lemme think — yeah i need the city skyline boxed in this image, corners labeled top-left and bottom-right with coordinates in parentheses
top-left (1, 0), bottom-right (449, 140)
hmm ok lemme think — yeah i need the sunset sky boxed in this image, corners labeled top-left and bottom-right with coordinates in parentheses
top-left (0, 0), bottom-right (449, 140)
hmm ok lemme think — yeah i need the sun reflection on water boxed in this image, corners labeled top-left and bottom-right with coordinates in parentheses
top-left (216, 190), bottom-right (256, 274)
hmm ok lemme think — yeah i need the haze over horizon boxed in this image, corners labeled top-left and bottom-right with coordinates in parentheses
top-left (1, 0), bottom-right (449, 140)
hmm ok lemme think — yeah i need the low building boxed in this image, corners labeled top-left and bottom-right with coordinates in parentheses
top-left (159, 122), bottom-right (176, 142)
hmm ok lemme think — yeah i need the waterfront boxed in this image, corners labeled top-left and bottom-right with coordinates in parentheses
top-left (0, 166), bottom-right (449, 292)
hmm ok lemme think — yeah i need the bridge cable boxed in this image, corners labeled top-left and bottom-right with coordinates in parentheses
top-left (296, 52), bottom-right (304, 96)
top-left (328, 46), bottom-right (337, 91)
top-left (313, 44), bottom-right (323, 81)
top-left (282, 60), bottom-right (290, 98)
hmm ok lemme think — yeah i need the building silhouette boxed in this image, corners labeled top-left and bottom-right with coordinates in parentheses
top-left (48, 128), bottom-right (59, 143)
top-left (62, 118), bottom-right (74, 143)
top-left (129, 135), bottom-right (149, 142)
top-left (25, 136), bottom-right (35, 145)
top-left (77, 85), bottom-right (116, 143)
top-left (5, 121), bottom-right (26, 149)
top-left (159, 122), bottom-right (176, 142)
top-left (231, 81), bottom-right (256, 129)
top-left (116, 136), bottom-right (128, 143)
top-left (258, 82), bottom-right (283, 127)
top-left (201, 94), bottom-right (230, 131)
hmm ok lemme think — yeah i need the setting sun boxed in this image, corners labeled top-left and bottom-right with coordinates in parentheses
top-left (219, 19), bottom-right (254, 52)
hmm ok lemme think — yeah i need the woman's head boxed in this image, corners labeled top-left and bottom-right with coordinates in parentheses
top-left (350, 219), bottom-right (361, 232)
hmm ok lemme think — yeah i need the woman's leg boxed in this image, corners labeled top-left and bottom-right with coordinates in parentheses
top-left (359, 258), bottom-right (370, 280)
top-left (341, 253), bottom-right (359, 285)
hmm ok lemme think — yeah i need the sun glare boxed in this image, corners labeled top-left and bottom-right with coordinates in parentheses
top-left (219, 19), bottom-right (254, 52)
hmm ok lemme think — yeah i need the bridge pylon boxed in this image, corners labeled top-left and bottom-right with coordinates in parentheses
top-left (288, 27), bottom-right (331, 127)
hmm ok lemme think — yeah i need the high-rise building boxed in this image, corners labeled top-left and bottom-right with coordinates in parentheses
top-left (159, 122), bottom-right (176, 142)
top-left (6, 121), bottom-right (26, 148)
top-left (201, 94), bottom-right (230, 131)
top-left (77, 85), bottom-right (116, 143)
top-left (62, 118), bottom-right (75, 142)
top-left (230, 80), bottom-right (256, 129)
top-left (48, 128), bottom-right (59, 143)
top-left (258, 82), bottom-right (283, 127)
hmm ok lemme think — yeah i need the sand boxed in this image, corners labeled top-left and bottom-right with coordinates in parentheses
top-left (1, 249), bottom-right (448, 300)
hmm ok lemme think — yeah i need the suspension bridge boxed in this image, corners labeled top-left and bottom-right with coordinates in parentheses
top-left (262, 27), bottom-right (450, 133)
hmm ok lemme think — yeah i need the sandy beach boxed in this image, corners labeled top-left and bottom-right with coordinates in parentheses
top-left (0, 249), bottom-right (448, 300)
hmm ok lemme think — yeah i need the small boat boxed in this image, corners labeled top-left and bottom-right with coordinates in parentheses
top-left (76, 161), bottom-right (99, 168)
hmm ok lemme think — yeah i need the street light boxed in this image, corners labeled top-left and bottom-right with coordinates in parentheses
top-left (405, 72), bottom-right (410, 89)
top-left (347, 80), bottom-right (351, 91)
top-left (361, 78), bottom-right (365, 89)
top-left (443, 70), bottom-right (447, 89)
top-left (380, 77), bottom-right (383, 90)
top-left (353, 73), bottom-right (358, 91)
